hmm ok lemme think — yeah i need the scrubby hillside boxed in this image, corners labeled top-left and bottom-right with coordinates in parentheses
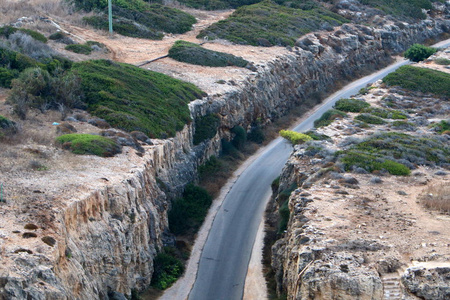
top-left (268, 48), bottom-right (450, 300)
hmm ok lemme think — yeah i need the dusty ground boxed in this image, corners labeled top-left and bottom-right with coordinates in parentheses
top-left (284, 60), bottom-right (450, 288)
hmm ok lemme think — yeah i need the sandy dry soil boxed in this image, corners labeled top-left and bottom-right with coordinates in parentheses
top-left (291, 71), bottom-right (450, 281)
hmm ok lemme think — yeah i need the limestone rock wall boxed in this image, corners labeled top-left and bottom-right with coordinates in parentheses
top-left (1, 14), bottom-right (449, 300)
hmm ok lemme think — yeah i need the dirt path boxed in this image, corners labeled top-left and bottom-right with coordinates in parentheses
top-left (48, 9), bottom-right (233, 65)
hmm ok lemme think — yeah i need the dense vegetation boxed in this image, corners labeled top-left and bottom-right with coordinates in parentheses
top-left (313, 109), bottom-right (347, 128)
top-left (0, 26), bottom-right (47, 43)
top-left (74, 0), bottom-right (196, 39)
top-left (72, 60), bottom-right (205, 138)
top-left (383, 66), bottom-right (450, 99)
top-left (0, 27), bottom-right (72, 88)
top-left (404, 44), bottom-right (437, 62)
top-left (334, 98), bottom-right (370, 113)
top-left (280, 130), bottom-right (312, 144)
top-left (56, 134), bottom-right (121, 157)
top-left (359, 0), bottom-right (440, 20)
top-left (7, 67), bottom-right (83, 119)
top-left (151, 249), bottom-right (185, 290)
top-left (197, 0), bottom-right (347, 46)
top-left (338, 132), bottom-right (450, 175)
top-left (193, 114), bottom-right (220, 145)
top-left (168, 40), bottom-right (248, 67)
top-left (168, 184), bottom-right (213, 235)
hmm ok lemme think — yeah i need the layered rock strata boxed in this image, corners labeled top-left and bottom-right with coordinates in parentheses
top-left (1, 13), bottom-right (449, 300)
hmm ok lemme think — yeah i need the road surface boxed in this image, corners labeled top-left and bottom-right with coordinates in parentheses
top-left (181, 39), bottom-right (450, 300)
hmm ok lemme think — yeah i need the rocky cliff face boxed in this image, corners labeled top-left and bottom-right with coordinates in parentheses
top-left (1, 12), bottom-right (449, 300)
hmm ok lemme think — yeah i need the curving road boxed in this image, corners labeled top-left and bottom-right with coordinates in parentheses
top-left (187, 39), bottom-right (450, 300)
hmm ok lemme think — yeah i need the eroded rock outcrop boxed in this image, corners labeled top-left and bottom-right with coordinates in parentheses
top-left (1, 8), bottom-right (449, 300)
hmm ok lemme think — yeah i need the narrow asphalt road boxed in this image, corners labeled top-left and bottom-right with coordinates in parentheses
top-left (188, 39), bottom-right (450, 300)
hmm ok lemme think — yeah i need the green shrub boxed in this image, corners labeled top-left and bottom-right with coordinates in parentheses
top-left (168, 184), bottom-right (213, 235)
top-left (278, 200), bottom-right (290, 233)
top-left (334, 98), bottom-right (370, 112)
top-left (391, 120), bottom-right (416, 131)
top-left (304, 130), bottom-right (331, 141)
top-left (247, 125), bottom-right (265, 144)
top-left (340, 132), bottom-right (449, 172)
top-left (56, 134), bottom-right (121, 157)
top-left (0, 26), bottom-right (47, 43)
top-left (231, 125), bottom-right (247, 150)
top-left (197, 1), bottom-right (347, 46)
top-left (77, 0), bottom-right (196, 38)
top-left (0, 115), bottom-right (14, 129)
top-left (7, 67), bottom-right (84, 119)
top-left (362, 107), bottom-right (407, 119)
top-left (65, 44), bottom-right (92, 55)
top-left (72, 60), bottom-right (205, 138)
top-left (83, 16), bottom-right (164, 40)
top-left (313, 109), bottom-right (347, 128)
top-left (404, 44), bottom-right (437, 62)
top-left (434, 58), bottom-right (450, 65)
top-left (168, 40), bottom-right (248, 67)
top-left (151, 251), bottom-right (184, 290)
top-left (339, 151), bottom-right (410, 175)
top-left (359, 0), bottom-right (435, 20)
top-left (383, 66), bottom-right (450, 98)
top-left (430, 120), bottom-right (450, 134)
top-left (198, 156), bottom-right (222, 180)
top-left (280, 130), bottom-right (312, 144)
top-left (355, 113), bottom-right (386, 125)
top-left (49, 32), bottom-right (66, 40)
top-left (193, 114), bottom-right (220, 145)
top-left (0, 67), bottom-right (19, 87)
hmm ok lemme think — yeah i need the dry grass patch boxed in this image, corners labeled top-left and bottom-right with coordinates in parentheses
top-left (0, 0), bottom-right (84, 33)
top-left (419, 183), bottom-right (450, 214)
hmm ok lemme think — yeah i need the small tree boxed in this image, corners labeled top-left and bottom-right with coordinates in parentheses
top-left (404, 44), bottom-right (437, 62)
top-left (280, 130), bottom-right (312, 145)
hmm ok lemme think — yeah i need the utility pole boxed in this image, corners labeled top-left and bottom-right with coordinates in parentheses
top-left (108, 0), bottom-right (113, 36)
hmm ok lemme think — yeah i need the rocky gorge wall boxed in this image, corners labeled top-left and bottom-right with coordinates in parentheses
top-left (1, 13), bottom-right (449, 300)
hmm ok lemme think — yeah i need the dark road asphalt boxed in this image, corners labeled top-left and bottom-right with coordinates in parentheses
top-left (188, 39), bottom-right (450, 300)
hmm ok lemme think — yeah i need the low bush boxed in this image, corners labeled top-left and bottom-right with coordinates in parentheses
top-left (65, 44), bottom-right (92, 55)
top-left (355, 113), bottom-right (386, 125)
top-left (78, 0), bottom-right (196, 39)
top-left (168, 40), bottom-right (248, 67)
top-left (3, 31), bottom-right (54, 62)
top-left (334, 98), bottom-right (370, 112)
top-left (72, 60), bottom-right (205, 138)
top-left (168, 184), bottom-right (213, 235)
top-left (338, 132), bottom-right (449, 174)
top-left (7, 67), bottom-right (84, 119)
top-left (0, 26), bottom-right (47, 43)
top-left (383, 66), bottom-right (450, 99)
top-left (360, 0), bottom-right (434, 20)
top-left (193, 114), bottom-right (220, 145)
top-left (49, 32), bottom-right (66, 40)
top-left (0, 115), bottom-right (15, 130)
top-left (280, 130), bottom-right (312, 145)
top-left (313, 109), bottom-right (347, 128)
top-left (403, 44), bottom-right (437, 62)
top-left (247, 124), bottom-right (265, 144)
top-left (391, 120), bottom-right (416, 131)
top-left (434, 58), bottom-right (450, 65)
top-left (231, 125), bottom-right (247, 150)
top-left (83, 15), bottom-right (164, 40)
top-left (197, 1), bottom-right (347, 46)
top-left (278, 200), bottom-right (290, 233)
top-left (151, 250), bottom-right (184, 290)
top-left (430, 120), bottom-right (450, 134)
top-left (339, 151), bottom-right (411, 175)
top-left (198, 156), bottom-right (222, 181)
top-left (304, 130), bottom-right (331, 141)
top-left (56, 134), bottom-right (121, 157)
top-left (362, 107), bottom-right (407, 119)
